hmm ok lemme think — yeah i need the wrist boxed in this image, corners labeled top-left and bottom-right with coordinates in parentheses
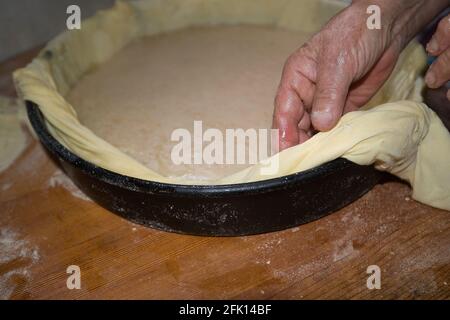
top-left (350, 0), bottom-right (448, 49)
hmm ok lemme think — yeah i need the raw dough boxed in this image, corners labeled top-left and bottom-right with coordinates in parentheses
top-left (12, 0), bottom-right (450, 210)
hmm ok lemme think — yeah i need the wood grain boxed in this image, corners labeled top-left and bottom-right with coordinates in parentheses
top-left (0, 48), bottom-right (449, 300)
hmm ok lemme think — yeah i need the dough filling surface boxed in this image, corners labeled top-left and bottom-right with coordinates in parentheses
top-left (66, 25), bottom-right (310, 181)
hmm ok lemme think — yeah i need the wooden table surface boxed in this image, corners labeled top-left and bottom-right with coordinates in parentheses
top-left (0, 47), bottom-right (449, 300)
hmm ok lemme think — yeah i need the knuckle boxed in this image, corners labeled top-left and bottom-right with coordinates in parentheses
top-left (285, 53), bottom-right (298, 68)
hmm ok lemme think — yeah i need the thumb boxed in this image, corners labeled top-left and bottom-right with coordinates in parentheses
top-left (311, 57), bottom-right (352, 131)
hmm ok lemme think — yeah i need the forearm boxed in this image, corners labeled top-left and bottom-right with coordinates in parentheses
top-left (352, 0), bottom-right (449, 49)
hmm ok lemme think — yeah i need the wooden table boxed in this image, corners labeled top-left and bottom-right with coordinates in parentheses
top-left (0, 47), bottom-right (449, 300)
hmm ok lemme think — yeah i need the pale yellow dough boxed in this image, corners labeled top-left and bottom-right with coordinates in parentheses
top-left (13, 0), bottom-right (450, 210)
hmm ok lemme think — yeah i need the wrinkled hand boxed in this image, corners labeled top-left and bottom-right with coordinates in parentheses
top-left (273, 0), bottom-right (449, 150)
top-left (425, 13), bottom-right (450, 101)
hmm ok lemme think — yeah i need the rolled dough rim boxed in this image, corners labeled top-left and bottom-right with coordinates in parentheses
top-left (28, 101), bottom-right (361, 193)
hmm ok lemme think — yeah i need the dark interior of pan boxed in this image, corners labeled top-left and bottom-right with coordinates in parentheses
top-left (26, 101), bottom-right (383, 236)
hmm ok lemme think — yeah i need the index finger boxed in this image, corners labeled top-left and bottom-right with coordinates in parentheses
top-left (273, 84), bottom-right (305, 150)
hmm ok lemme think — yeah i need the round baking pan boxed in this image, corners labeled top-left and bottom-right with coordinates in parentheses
top-left (27, 101), bottom-right (382, 236)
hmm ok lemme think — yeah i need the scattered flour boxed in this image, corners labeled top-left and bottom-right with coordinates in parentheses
top-left (272, 258), bottom-right (326, 282)
top-left (0, 228), bottom-right (40, 300)
top-left (376, 224), bottom-right (387, 235)
top-left (48, 169), bottom-right (91, 202)
top-left (333, 238), bottom-right (356, 262)
top-left (254, 237), bottom-right (284, 265)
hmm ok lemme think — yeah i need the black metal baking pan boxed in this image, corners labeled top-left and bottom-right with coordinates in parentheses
top-left (26, 101), bottom-right (382, 236)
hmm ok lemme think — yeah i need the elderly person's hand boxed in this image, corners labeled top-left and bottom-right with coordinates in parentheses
top-left (273, 0), bottom-right (449, 150)
top-left (425, 13), bottom-right (450, 101)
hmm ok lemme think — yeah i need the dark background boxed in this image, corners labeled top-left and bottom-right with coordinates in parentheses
top-left (0, 0), bottom-right (114, 62)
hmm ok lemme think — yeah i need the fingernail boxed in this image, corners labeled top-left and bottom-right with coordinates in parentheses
top-left (427, 39), bottom-right (439, 53)
top-left (425, 71), bottom-right (436, 87)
